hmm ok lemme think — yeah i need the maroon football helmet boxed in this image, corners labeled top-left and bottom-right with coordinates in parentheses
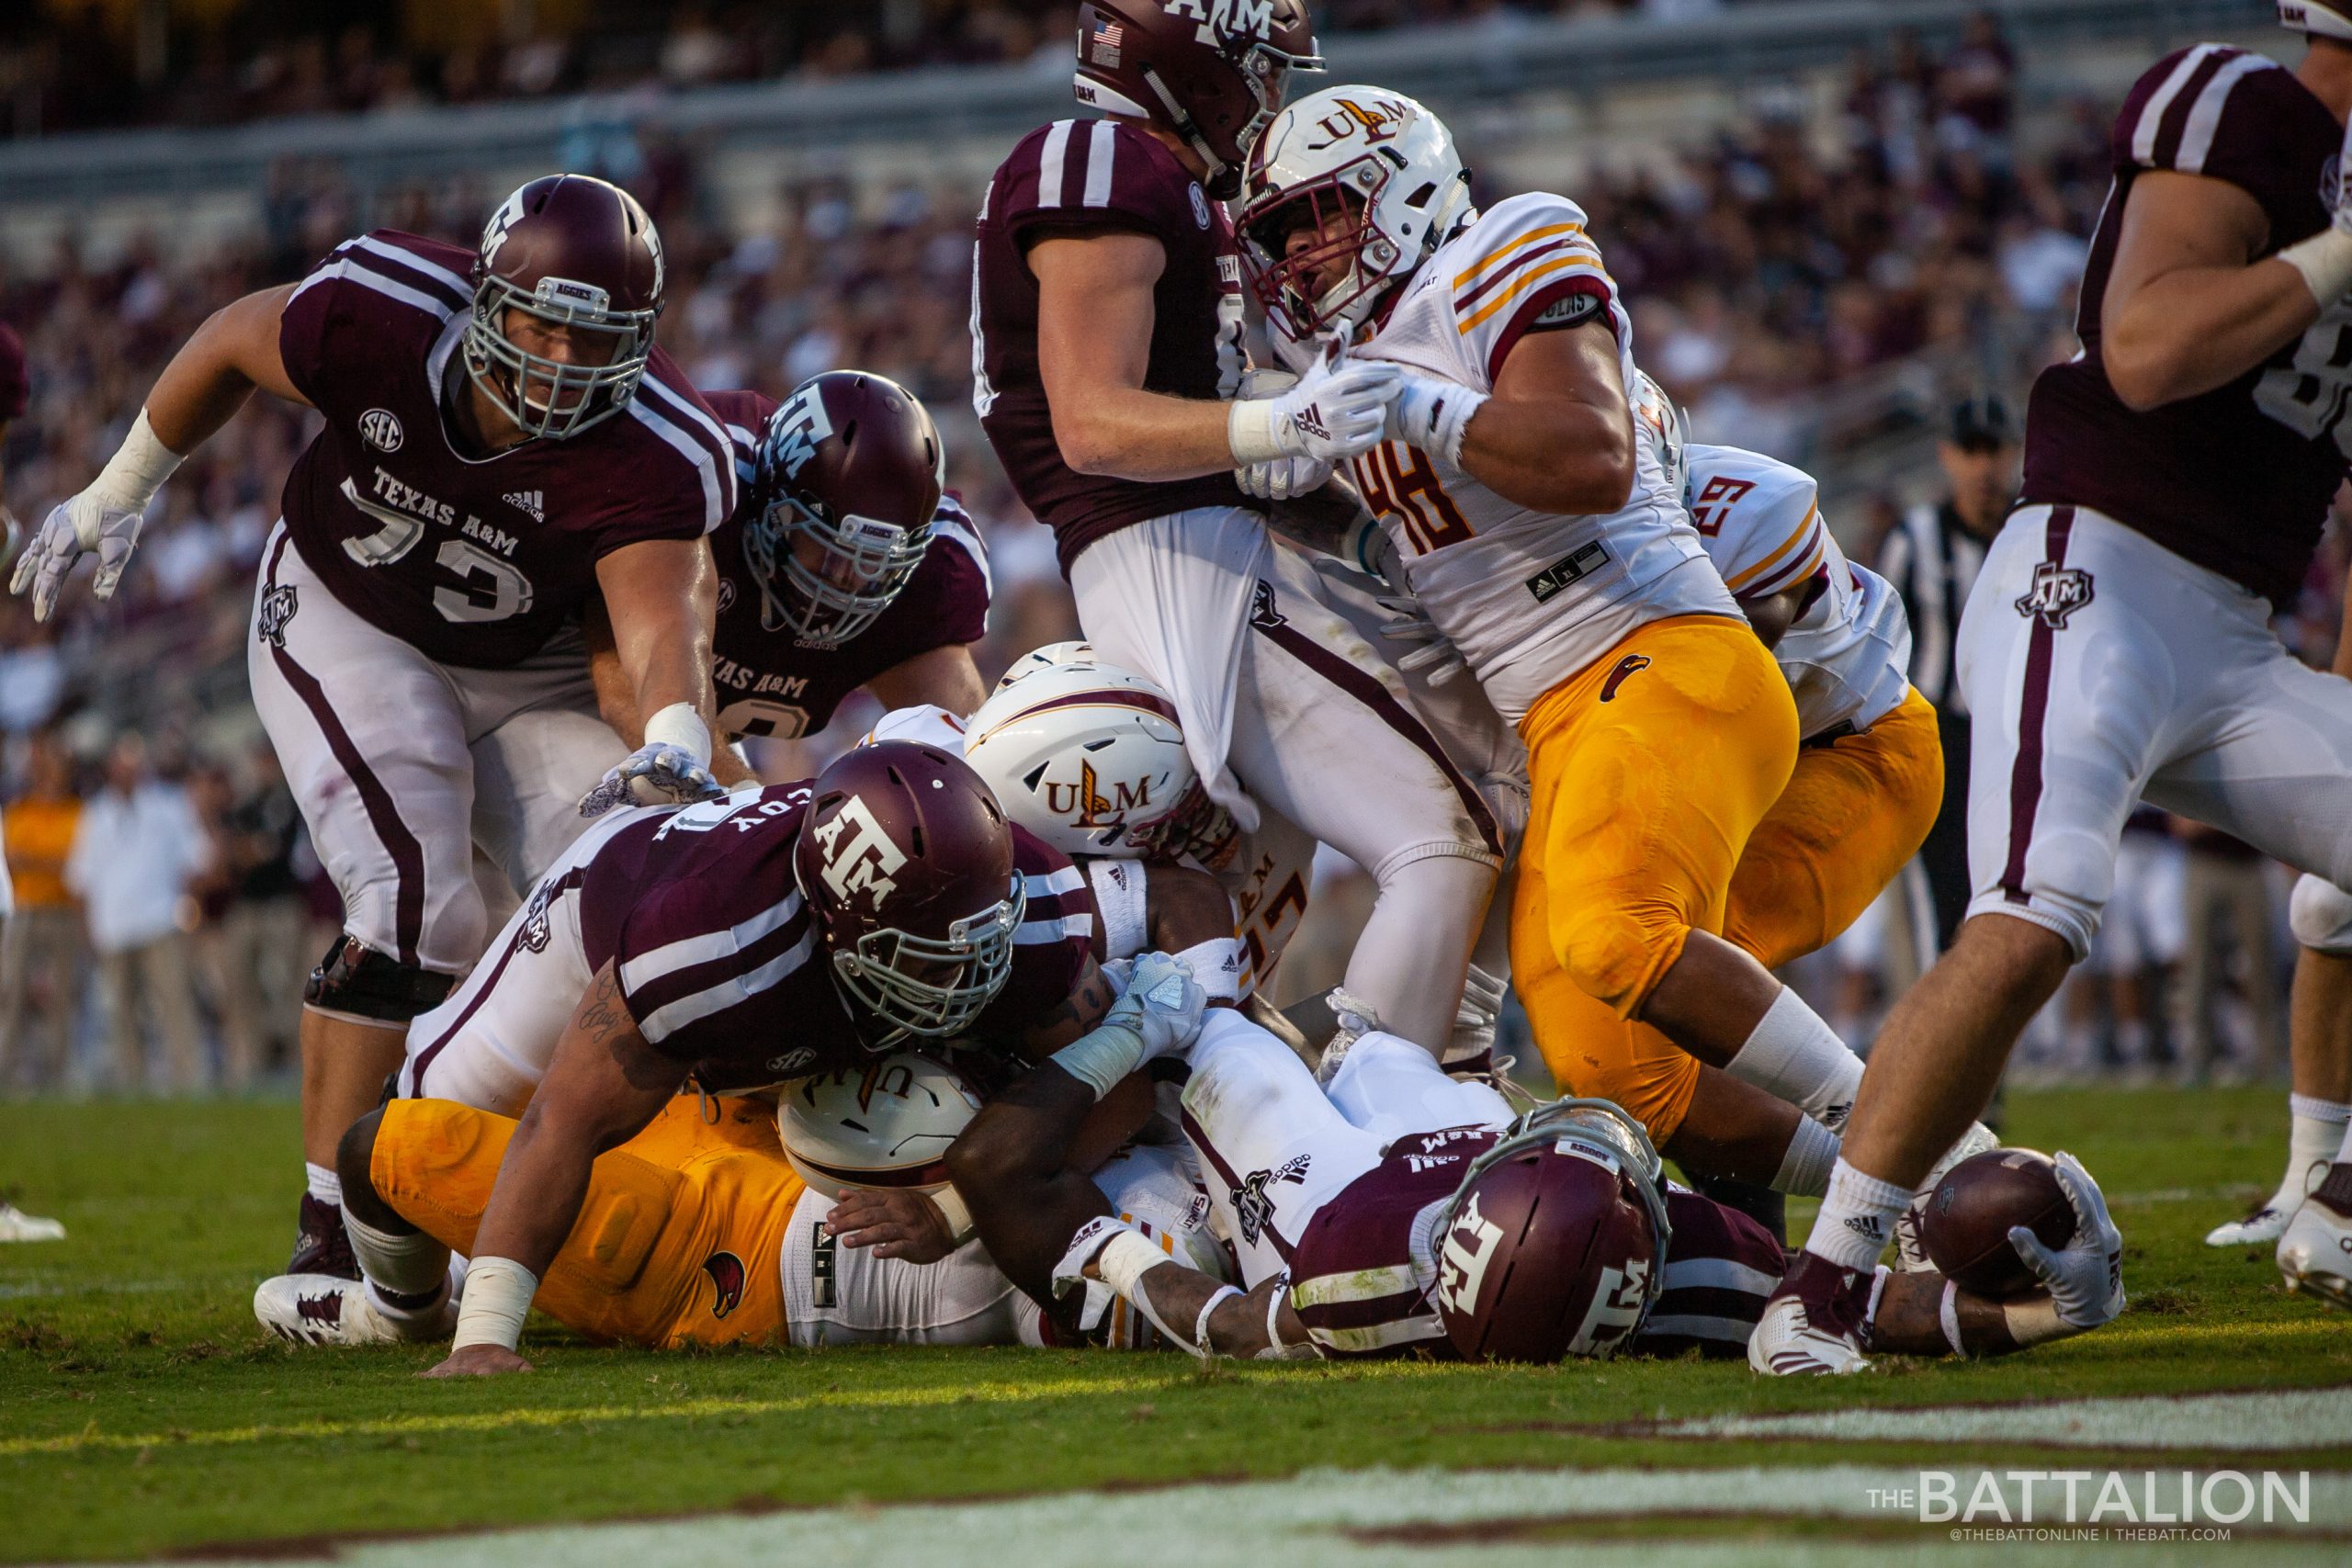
top-left (465, 174), bottom-right (665, 440)
top-left (1432, 1099), bottom-right (1673, 1363)
top-left (794, 741), bottom-right (1026, 1047)
top-left (1073, 0), bottom-right (1323, 199)
top-left (747, 371), bottom-right (946, 647)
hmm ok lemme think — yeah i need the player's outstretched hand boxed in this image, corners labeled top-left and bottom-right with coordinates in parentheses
top-left (9, 491), bottom-right (146, 622)
top-left (1387, 370), bottom-right (1483, 468)
top-left (827, 1189), bottom-right (959, 1264)
top-left (579, 742), bottom-right (725, 818)
top-left (1375, 594), bottom-right (1467, 686)
top-left (2007, 1150), bottom-right (2124, 1330)
top-left (420, 1344), bottom-right (534, 1378)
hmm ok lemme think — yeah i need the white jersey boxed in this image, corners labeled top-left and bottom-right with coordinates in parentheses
top-left (1283, 193), bottom-right (1736, 723)
top-left (1682, 444), bottom-right (1912, 739)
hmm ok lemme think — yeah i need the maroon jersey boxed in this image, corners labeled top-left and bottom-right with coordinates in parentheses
top-left (703, 390), bottom-right (991, 739)
top-left (2019, 47), bottom-right (2346, 604)
top-left (583, 785), bottom-right (1096, 1089)
top-left (1286, 1126), bottom-right (1783, 1361)
top-left (277, 231), bottom-right (736, 668)
top-left (973, 118), bottom-right (1249, 576)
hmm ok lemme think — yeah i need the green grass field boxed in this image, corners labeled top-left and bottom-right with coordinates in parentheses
top-left (3, 1088), bottom-right (2348, 1566)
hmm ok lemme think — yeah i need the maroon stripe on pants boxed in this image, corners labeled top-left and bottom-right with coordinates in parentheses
top-left (404, 867), bottom-right (586, 1093)
top-left (2000, 506), bottom-right (2075, 905)
top-left (263, 531), bottom-right (428, 966)
top-left (1181, 1106), bottom-right (1295, 1264)
top-left (1249, 588), bottom-right (1503, 855)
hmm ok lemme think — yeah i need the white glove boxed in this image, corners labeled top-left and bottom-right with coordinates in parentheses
top-left (9, 411), bottom-right (182, 623)
top-left (1387, 370), bottom-right (1487, 469)
top-left (1107, 949), bottom-right (1208, 1064)
top-left (2006, 1151), bottom-right (2124, 1331)
top-left (1236, 454), bottom-right (1332, 502)
top-left (1227, 352), bottom-right (1401, 467)
top-left (1375, 594), bottom-right (1467, 686)
top-left (579, 704), bottom-right (723, 818)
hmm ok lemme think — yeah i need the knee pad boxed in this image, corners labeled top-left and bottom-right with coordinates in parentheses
top-left (1554, 904), bottom-right (1686, 1020)
top-left (304, 936), bottom-right (458, 1025)
top-left (2290, 874), bottom-right (2352, 955)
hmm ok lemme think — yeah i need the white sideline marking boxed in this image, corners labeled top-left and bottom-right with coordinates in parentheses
top-left (1661, 1388), bottom-right (2352, 1450)
top-left (118, 1465), bottom-right (2352, 1568)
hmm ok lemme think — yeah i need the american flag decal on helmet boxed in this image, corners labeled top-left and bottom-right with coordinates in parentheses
top-left (1090, 17), bottom-right (1123, 66)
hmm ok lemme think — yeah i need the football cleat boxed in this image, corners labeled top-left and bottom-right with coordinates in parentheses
top-left (1749, 1251), bottom-right (1874, 1375)
top-left (287, 1192), bottom-right (360, 1280)
top-left (254, 1273), bottom-right (454, 1348)
top-left (1894, 1122), bottom-right (2001, 1271)
top-left (2276, 1167), bottom-right (2352, 1310)
top-left (2207, 1199), bottom-right (2296, 1249)
top-left (0, 1203), bottom-right (65, 1243)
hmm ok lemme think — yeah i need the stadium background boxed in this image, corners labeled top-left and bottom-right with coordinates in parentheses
top-left (0, 0), bottom-right (2322, 1094)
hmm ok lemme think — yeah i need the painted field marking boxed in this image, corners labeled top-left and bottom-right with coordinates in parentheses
top-left (120, 1464), bottom-right (2352, 1568)
top-left (1657, 1388), bottom-right (2352, 1451)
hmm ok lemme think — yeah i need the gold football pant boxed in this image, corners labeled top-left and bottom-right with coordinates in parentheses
top-left (371, 1094), bottom-right (800, 1348)
top-left (1529, 679), bottom-right (1943, 1142)
top-left (1513, 614), bottom-right (1797, 1136)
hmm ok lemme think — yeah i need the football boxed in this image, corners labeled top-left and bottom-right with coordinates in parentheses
top-left (1918, 1148), bottom-right (2077, 1298)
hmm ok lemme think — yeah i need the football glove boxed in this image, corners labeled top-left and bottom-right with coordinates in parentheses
top-left (1106, 949), bottom-right (1208, 1064)
top-left (10, 410), bottom-right (181, 623)
top-left (1387, 370), bottom-right (1487, 469)
top-left (2006, 1150), bottom-right (2124, 1331)
top-left (1375, 594), bottom-right (1468, 686)
top-left (1232, 367), bottom-right (1335, 501)
top-left (1228, 350), bottom-right (1401, 467)
top-left (579, 741), bottom-right (724, 818)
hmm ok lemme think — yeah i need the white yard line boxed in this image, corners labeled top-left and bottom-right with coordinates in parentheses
top-left (1658, 1388), bottom-right (2352, 1451)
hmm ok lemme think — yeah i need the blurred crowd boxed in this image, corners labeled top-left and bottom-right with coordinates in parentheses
top-left (0, 15), bottom-right (2335, 1094)
top-left (6, 0), bottom-right (1711, 140)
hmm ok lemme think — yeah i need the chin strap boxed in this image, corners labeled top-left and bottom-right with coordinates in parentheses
top-left (1141, 66), bottom-right (1233, 195)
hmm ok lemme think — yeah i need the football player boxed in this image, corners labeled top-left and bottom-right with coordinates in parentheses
top-left (253, 740), bottom-right (1195, 1372)
top-left (1506, 379), bottom-right (1953, 1235)
top-left (10, 176), bottom-right (741, 1280)
top-left (1238, 91), bottom-right (1927, 1206)
top-left (270, 1060), bottom-right (1216, 1354)
top-left (587, 372), bottom-right (991, 774)
top-left (1759, 17), bottom-right (2352, 1370)
top-left (990, 1010), bottom-right (2122, 1364)
top-left (972, 2), bottom-right (1505, 1060)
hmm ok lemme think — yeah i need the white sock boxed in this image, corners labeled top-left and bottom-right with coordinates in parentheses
top-left (1724, 987), bottom-right (1865, 1131)
top-left (305, 1162), bottom-right (342, 1207)
top-left (1804, 1157), bottom-right (1910, 1273)
top-left (1770, 1114), bottom-right (1840, 1198)
top-left (2287, 1095), bottom-right (2352, 1198)
top-left (345, 1211), bottom-right (452, 1321)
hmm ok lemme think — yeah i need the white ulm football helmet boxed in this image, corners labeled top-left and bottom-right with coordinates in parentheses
top-left (993, 640), bottom-right (1098, 693)
top-left (964, 655), bottom-right (1202, 859)
top-left (777, 1052), bottom-right (984, 1196)
top-left (1238, 84), bottom-right (1476, 342)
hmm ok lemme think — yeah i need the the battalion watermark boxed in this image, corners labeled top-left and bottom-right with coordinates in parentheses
top-left (1864, 1469), bottom-right (2310, 1541)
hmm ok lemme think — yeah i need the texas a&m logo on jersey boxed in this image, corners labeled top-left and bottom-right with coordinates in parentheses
top-left (2014, 561), bottom-right (2095, 630)
top-left (811, 793), bottom-right (908, 907)
top-left (1231, 1153), bottom-right (1309, 1247)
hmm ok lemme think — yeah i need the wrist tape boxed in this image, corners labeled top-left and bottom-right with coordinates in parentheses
top-left (643, 703), bottom-right (713, 767)
top-left (1227, 398), bottom-right (1288, 467)
top-left (1050, 1014), bottom-right (1147, 1100)
top-left (93, 411), bottom-right (184, 516)
top-left (2280, 227), bottom-right (2352, 309)
top-left (2002, 1292), bottom-right (2072, 1348)
top-left (931, 1185), bottom-right (976, 1247)
top-left (450, 1256), bottom-right (538, 1352)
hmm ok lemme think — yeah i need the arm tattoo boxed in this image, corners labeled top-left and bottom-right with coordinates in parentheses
top-left (577, 965), bottom-right (630, 1046)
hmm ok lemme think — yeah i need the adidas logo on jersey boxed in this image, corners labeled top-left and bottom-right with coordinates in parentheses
top-left (503, 491), bottom-right (545, 524)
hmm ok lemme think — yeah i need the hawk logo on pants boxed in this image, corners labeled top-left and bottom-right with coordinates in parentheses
top-left (2015, 561), bottom-right (2094, 630)
top-left (1231, 1154), bottom-right (1309, 1247)
top-left (703, 1250), bottom-right (747, 1319)
top-left (257, 584), bottom-right (300, 649)
top-left (1599, 653), bottom-right (1650, 703)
